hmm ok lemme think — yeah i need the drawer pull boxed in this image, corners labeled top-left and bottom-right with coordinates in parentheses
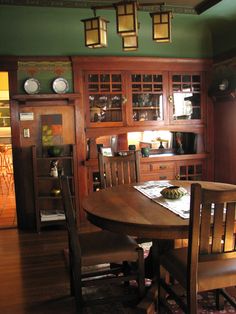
top-left (159, 165), bottom-right (167, 169)
top-left (159, 175), bottom-right (167, 180)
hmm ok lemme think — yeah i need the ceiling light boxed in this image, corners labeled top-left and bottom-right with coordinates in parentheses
top-left (81, 16), bottom-right (109, 48)
top-left (122, 35), bottom-right (138, 51)
top-left (150, 11), bottom-right (172, 43)
top-left (81, 2), bottom-right (173, 50)
top-left (114, 1), bottom-right (138, 37)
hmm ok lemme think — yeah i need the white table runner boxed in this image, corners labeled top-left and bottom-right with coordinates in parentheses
top-left (133, 181), bottom-right (190, 219)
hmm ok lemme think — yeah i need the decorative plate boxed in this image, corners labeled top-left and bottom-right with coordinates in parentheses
top-left (52, 77), bottom-right (69, 94)
top-left (160, 186), bottom-right (187, 199)
top-left (24, 78), bottom-right (40, 94)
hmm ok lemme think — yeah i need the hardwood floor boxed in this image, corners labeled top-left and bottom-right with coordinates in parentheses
top-left (0, 228), bottom-right (77, 314)
top-left (0, 188), bottom-right (16, 228)
top-left (0, 144), bottom-right (17, 229)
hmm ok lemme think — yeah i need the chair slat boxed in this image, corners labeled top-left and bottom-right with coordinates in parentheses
top-left (200, 203), bottom-right (212, 254)
top-left (123, 161), bottom-right (129, 184)
top-left (111, 162), bottom-right (117, 186)
top-left (224, 202), bottom-right (236, 251)
top-left (117, 161), bottom-right (123, 185)
top-left (129, 161), bottom-right (136, 183)
top-left (212, 203), bottom-right (224, 253)
top-left (105, 163), bottom-right (112, 188)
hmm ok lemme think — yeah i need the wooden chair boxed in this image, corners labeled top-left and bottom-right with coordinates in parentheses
top-left (158, 183), bottom-right (236, 313)
top-left (98, 151), bottom-right (140, 189)
top-left (60, 176), bottom-right (145, 313)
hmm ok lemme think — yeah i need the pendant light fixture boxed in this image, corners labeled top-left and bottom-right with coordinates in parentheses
top-left (122, 35), bottom-right (138, 51)
top-left (150, 8), bottom-right (172, 43)
top-left (81, 2), bottom-right (173, 50)
top-left (114, 1), bottom-right (138, 37)
top-left (81, 11), bottom-right (109, 48)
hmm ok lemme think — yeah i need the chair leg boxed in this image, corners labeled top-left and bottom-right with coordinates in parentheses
top-left (215, 289), bottom-right (224, 310)
top-left (71, 267), bottom-right (83, 314)
top-left (187, 289), bottom-right (197, 314)
top-left (219, 288), bottom-right (236, 309)
top-left (137, 247), bottom-right (145, 298)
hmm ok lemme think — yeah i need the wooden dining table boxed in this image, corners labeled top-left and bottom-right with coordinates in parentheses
top-left (82, 180), bottom-right (236, 313)
top-left (82, 180), bottom-right (236, 240)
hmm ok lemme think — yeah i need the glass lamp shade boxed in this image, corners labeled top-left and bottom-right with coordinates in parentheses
top-left (122, 35), bottom-right (138, 51)
top-left (115, 1), bottom-right (138, 37)
top-left (81, 17), bottom-right (109, 48)
top-left (150, 11), bottom-right (172, 43)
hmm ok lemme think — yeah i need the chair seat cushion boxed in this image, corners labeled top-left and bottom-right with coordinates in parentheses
top-left (79, 230), bottom-right (140, 266)
top-left (160, 247), bottom-right (236, 292)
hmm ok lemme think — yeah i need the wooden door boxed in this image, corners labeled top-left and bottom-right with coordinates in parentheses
top-left (11, 96), bottom-right (76, 230)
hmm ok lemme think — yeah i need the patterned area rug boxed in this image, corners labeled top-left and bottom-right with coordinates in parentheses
top-left (79, 242), bottom-right (236, 313)
top-left (83, 285), bottom-right (236, 314)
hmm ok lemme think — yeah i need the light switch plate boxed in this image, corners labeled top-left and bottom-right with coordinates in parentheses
top-left (23, 128), bottom-right (30, 138)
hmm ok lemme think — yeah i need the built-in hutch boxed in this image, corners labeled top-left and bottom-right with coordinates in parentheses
top-left (72, 57), bottom-right (213, 217)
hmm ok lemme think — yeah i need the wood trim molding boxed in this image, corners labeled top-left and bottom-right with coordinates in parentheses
top-left (0, 0), bottom-right (220, 14)
top-left (195, 0), bottom-right (223, 14)
top-left (71, 56), bottom-right (213, 72)
top-left (11, 93), bottom-right (81, 102)
top-left (213, 47), bottom-right (236, 66)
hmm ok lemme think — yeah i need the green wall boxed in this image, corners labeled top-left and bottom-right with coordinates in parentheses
top-left (0, 5), bottom-right (213, 58)
top-left (202, 0), bottom-right (236, 57)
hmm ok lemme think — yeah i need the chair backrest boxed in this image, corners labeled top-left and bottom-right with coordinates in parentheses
top-left (188, 183), bottom-right (236, 285)
top-left (60, 176), bottom-right (81, 271)
top-left (98, 151), bottom-right (140, 189)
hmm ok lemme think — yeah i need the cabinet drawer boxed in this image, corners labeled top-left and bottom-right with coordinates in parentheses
top-left (140, 161), bottom-right (175, 173)
top-left (141, 171), bottom-right (175, 181)
top-left (151, 162), bottom-right (175, 172)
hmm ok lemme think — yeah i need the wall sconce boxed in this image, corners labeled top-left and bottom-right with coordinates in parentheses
top-left (114, 1), bottom-right (138, 37)
top-left (122, 35), bottom-right (138, 51)
top-left (150, 11), bottom-right (172, 43)
top-left (81, 16), bottom-right (109, 48)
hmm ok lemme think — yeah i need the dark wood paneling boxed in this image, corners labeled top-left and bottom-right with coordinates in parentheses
top-left (214, 100), bottom-right (236, 184)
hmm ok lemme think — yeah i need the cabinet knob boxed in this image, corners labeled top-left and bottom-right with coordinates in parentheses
top-left (168, 95), bottom-right (173, 103)
top-left (159, 175), bottom-right (167, 180)
top-left (122, 96), bottom-right (127, 104)
top-left (159, 165), bottom-right (167, 170)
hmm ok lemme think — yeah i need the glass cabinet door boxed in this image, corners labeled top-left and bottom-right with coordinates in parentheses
top-left (170, 73), bottom-right (201, 122)
top-left (131, 73), bottom-right (164, 123)
top-left (87, 72), bottom-right (123, 124)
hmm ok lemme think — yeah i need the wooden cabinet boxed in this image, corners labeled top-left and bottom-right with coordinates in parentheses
top-left (140, 156), bottom-right (206, 182)
top-left (32, 144), bottom-right (77, 232)
top-left (85, 71), bottom-right (125, 127)
top-left (176, 159), bottom-right (205, 180)
top-left (130, 72), bottom-right (166, 126)
top-left (72, 56), bottom-right (213, 221)
top-left (140, 160), bottom-right (176, 181)
top-left (168, 72), bottom-right (203, 124)
top-left (81, 60), bottom-right (209, 130)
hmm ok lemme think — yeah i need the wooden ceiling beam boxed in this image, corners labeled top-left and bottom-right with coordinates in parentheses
top-left (195, 0), bottom-right (222, 14)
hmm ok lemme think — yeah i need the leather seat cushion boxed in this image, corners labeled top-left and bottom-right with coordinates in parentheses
top-left (161, 247), bottom-right (236, 292)
top-left (79, 230), bottom-right (140, 266)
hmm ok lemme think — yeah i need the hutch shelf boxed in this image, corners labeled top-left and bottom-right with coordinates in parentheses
top-left (32, 144), bottom-right (76, 232)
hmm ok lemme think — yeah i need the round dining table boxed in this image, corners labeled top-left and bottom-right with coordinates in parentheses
top-left (82, 180), bottom-right (236, 240)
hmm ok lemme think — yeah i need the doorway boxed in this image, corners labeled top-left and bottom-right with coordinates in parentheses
top-left (0, 72), bottom-right (17, 228)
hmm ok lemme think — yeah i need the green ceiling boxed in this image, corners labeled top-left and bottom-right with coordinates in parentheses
top-left (0, 0), bottom-right (235, 59)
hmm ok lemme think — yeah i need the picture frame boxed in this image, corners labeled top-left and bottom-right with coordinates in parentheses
top-left (101, 147), bottom-right (113, 156)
